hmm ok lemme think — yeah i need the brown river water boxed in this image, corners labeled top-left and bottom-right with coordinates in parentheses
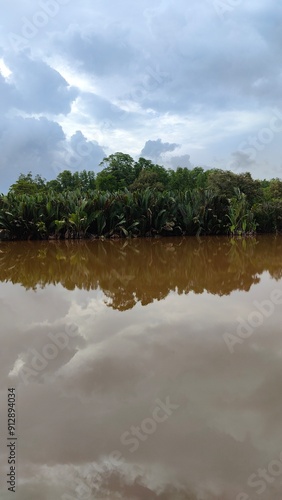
top-left (0, 235), bottom-right (282, 500)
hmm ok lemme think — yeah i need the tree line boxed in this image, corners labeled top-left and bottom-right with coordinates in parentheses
top-left (0, 152), bottom-right (282, 240)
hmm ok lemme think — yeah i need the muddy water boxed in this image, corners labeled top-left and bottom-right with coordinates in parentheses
top-left (0, 236), bottom-right (282, 499)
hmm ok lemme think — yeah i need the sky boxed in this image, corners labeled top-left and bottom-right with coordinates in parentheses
top-left (0, 0), bottom-right (282, 192)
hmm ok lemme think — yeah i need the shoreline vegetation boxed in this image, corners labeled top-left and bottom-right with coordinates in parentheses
top-left (1, 153), bottom-right (282, 241)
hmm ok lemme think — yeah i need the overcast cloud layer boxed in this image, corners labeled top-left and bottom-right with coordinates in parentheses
top-left (0, 0), bottom-right (282, 191)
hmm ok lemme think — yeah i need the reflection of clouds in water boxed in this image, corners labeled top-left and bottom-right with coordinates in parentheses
top-left (1, 247), bottom-right (282, 498)
top-left (2, 461), bottom-right (200, 500)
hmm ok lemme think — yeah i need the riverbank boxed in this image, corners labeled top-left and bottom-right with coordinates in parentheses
top-left (1, 186), bottom-right (282, 240)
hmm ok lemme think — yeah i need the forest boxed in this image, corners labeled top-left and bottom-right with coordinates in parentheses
top-left (0, 152), bottom-right (282, 240)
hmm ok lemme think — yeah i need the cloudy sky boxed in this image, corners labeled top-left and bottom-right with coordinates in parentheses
top-left (0, 0), bottom-right (282, 192)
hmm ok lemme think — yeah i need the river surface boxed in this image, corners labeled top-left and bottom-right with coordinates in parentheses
top-left (0, 235), bottom-right (282, 500)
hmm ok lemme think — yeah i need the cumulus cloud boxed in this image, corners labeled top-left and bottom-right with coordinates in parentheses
top-left (0, 118), bottom-right (106, 192)
top-left (169, 154), bottom-right (193, 169)
top-left (0, 116), bottom-right (65, 191)
top-left (53, 24), bottom-right (137, 77)
top-left (78, 92), bottom-right (138, 130)
top-left (140, 138), bottom-right (179, 162)
top-left (55, 130), bottom-right (106, 173)
top-left (5, 52), bottom-right (78, 114)
top-left (230, 150), bottom-right (256, 171)
top-left (0, 73), bottom-right (17, 113)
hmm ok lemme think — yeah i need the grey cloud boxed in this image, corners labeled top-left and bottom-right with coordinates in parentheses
top-left (55, 130), bottom-right (106, 172)
top-left (80, 93), bottom-right (124, 122)
top-left (3, 2), bottom-right (282, 117)
top-left (141, 139), bottom-right (179, 161)
top-left (230, 151), bottom-right (256, 171)
top-left (129, 3), bottom-right (282, 114)
top-left (53, 25), bottom-right (137, 77)
top-left (169, 154), bottom-right (193, 169)
top-left (0, 118), bottom-right (106, 192)
top-left (0, 74), bottom-right (17, 113)
top-left (78, 92), bottom-right (138, 130)
top-left (6, 53), bottom-right (78, 114)
top-left (0, 117), bottom-right (65, 190)
top-left (14, 323), bottom-right (85, 386)
top-left (0, 116), bottom-right (65, 191)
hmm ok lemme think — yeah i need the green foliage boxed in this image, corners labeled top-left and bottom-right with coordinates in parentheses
top-left (264, 178), bottom-right (282, 201)
top-left (96, 153), bottom-right (136, 191)
top-left (207, 169), bottom-right (238, 198)
top-left (207, 169), bottom-right (263, 206)
top-left (130, 166), bottom-right (169, 191)
top-left (168, 166), bottom-right (208, 192)
top-left (227, 188), bottom-right (256, 236)
top-left (9, 172), bottom-right (46, 196)
top-left (1, 153), bottom-right (282, 240)
top-left (252, 200), bottom-right (282, 233)
top-left (0, 188), bottom-right (228, 240)
top-left (46, 170), bottom-right (96, 193)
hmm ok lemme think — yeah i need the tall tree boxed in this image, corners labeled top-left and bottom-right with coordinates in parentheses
top-left (96, 153), bottom-right (136, 191)
top-left (9, 172), bottom-right (46, 195)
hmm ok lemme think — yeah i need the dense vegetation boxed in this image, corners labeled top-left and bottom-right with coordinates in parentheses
top-left (1, 152), bottom-right (282, 240)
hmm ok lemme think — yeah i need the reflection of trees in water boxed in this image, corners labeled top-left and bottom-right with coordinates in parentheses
top-left (0, 236), bottom-right (282, 310)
